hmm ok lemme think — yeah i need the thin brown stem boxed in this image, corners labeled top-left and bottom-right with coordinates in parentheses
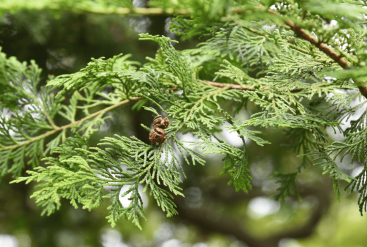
top-left (205, 81), bottom-right (257, 90)
top-left (204, 80), bottom-right (306, 92)
top-left (31, 96), bottom-right (59, 130)
top-left (0, 97), bottom-right (143, 152)
top-left (283, 19), bottom-right (349, 69)
top-left (0, 77), bottom-right (351, 152)
top-left (269, 12), bottom-right (367, 98)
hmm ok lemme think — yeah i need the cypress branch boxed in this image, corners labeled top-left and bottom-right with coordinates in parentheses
top-left (3, 0), bottom-right (367, 228)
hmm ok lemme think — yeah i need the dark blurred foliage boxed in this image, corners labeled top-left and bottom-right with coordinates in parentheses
top-left (0, 8), bottom-right (367, 247)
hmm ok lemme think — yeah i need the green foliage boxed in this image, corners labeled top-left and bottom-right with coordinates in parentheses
top-left (271, 172), bottom-right (301, 202)
top-left (346, 163), bottom-right (367, 215)
top-left (0, 49), bottom-right (141, 179)
top-left (3, 0), bottom-right (367, 227)
top-left (0, 0), bottom-right (134, 16)
top-left (12, 130), bottom-right (205, 229)
top-left (0, 49), bottom-right (63, 178)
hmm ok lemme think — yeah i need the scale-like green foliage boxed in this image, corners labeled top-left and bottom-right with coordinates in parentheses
top-left (0, 49), bottom-right (63, 178)
top-left (12, 132), bottom-right (206, 229)
top-left (0, 50), bottom-right (141, 179)
top-left (271, 172), bottom-right (301, 202)
top-left (3, 0), bottom-right (367, 226)
top-left (346, 162), bottom-right (367, 215)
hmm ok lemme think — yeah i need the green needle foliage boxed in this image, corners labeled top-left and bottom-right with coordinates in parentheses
top-left (0, 50), bottom-right (63, 178)
top-left (271, 172), bottom-right (301, 202)
top-left (3, 0), bottom-right (367, 228)
top-left (13, 133), bottom-right (196, 229)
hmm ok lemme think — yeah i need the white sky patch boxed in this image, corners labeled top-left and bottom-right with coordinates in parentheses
top-left (119, 163), bottom-right (128, 172)
top-left (161, 239), bottom-right (182, 247)
top-left (0, 108), bottom-right (11, 122)
top-left (0, 108), bottom-right (14, 134)
top-left (340, 42), bottom-right (349, 51)
top-left (24, 103), bottom-right (42, 119)
top-left (326, 91), bottom-right (367, 141)
top-left (351, 166), bottom-right (364, 178)
top-left (349, 166), bottom-right (366, 195)
top-left (175, 109), bottom-right (250, 163)
top-left (100, 228), bottom-right (129, 247)
top-left (97, 162), bottom-right (147, 209)
top-left (154, 223), bottom-right (175, 244)
top-left (0, 108), bottom-right (11, 119)
top-left (247, 197), bottom-right (280, 219)
top-left (333, 153), bottom-right (358, 171)
top-left (177, 108), bottom-right (250, 149)
top-left (312, 32), bottom-right (318, 39)
top-left (0, 234), bottom-right (18, 247)
top-left (160, 147), bottom-right (173, 166)
top-left (99, 114), bottom-right (114, 131)
top-left (330, 20), bottom-right (338, 27)
top-left (132, 0), bottom-right (145, 7)
top-left (176, 132), bottom-right (200, 150)
top-left (2, 79), bottom-right (52, 136)
top-left (193, 243), bottom-right (208, 247)
top-left (175, 90), bottom-right (183, 95)
top-left (263, 25), bottom-right (276, 31)
top-left (323, 20), bottom-right (338, 28)
top-left (270, 5), bottom-right (277, 10)
top-left (160, 146), bottom-right (185, 181)
top-left (221, 121), bottom-right (249, 147)
top-left (129, 17), bottom-right (151, 34)
top-left (100, 88), bottom-right (110, 96)
top-left (332, 31), bottom-right (351, 51)
top-left (324, 76), bottom-right (337, 82)
top-left (279, 238), bottom-right (301, 247)
top-left (165, 17), bottom-right (176, 40)
top-left (119, 184), bottom-right (148, 208)
top-left (177, 132), bottom-right (222, 160)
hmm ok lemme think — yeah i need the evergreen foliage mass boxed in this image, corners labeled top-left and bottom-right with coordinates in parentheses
top-left (2, 0), bottom-right (367, 228)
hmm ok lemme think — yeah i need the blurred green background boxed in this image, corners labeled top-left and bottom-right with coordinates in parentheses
top-left (0, 4), bottom-right (366, 247)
